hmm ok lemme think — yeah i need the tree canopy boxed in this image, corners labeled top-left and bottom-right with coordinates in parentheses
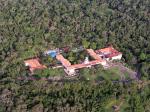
top-left (0, 0), bottom-right (150, 111)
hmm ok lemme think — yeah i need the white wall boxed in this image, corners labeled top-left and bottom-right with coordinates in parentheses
top-left (100, 61), bottom-right (107, 66)
top-left (25, 63), bottom-right (29, 66)
top-left (65, 69), bottom-right (76, 76)
top-left (111, 54), bottom-right (122, 60)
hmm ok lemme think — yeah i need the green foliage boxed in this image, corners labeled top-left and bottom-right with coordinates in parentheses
top-left (82, 39), bottom-right (90, 48)
top-left (1, 0), bottom-right (150, 78)
top-left (40, 55), bottom-right (53, 66)
top-left (139, 52), bottom-right (147, 61)
top-left (35, 68), bottom-right (65, 78)
top-left (79, 66), bottom-right (129, 81)
top-left (90, 42), bottom-right (97, 50)
top-left (0, 0), bottom-right (150, 111)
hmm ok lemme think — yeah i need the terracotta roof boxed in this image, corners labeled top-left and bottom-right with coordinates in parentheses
top-left (68, 60), bottom-right (105, 70)
top-left (95, 47), bottom-right (122, 58)
top-left (56, 54), bottom-right (71, 68)
top-left (86, 49), bottom-right (102, 60)
top-left (24, 58), bottom-right (47, 73)
top-left (96, 47), bottom-right (111, 53)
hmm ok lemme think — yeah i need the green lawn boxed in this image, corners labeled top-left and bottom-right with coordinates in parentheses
top-left (123, 71), bottom-right (131, 80)
top-left (79, 67), bottom-right (122, 81)
top-left (103, 97), bottom-right (130, 112)
top-left (99, 67), bottom-right (122, 81)
top-left (34, 68), bottom-right (65, 78)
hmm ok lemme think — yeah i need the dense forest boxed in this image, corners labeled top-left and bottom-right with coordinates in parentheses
top-left (0, 0), bottom-right (150, 111)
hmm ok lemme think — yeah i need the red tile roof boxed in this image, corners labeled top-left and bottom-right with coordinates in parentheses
top-left (95, 47), bottom-right (122, 58)
top-left (86, 49), bottom-right (102, 60)
top-left (56, 49), bottom-right (106, 70)
top-left (68, 60), bottom-right (105, 70)
top-left (56, 54), bottom-right (71, 68)
top-left (24, 58), bottom-right (47, 73)
top-left (24, 46), bottom-right (122, 73)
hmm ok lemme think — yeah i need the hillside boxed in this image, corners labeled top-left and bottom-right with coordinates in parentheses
top-left (0, 0), bottom-right (150, 111)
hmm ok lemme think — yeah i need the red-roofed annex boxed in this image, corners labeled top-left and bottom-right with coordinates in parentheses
top-left (24, 58), bottom-right (47, 73)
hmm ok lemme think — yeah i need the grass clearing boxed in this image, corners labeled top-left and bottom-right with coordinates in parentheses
top-left (99, 67), bottom-right (122, 81)
top-left (34, 68), bottom-right (65, 78)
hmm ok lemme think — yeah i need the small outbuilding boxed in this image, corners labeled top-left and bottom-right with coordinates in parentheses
top-left (24, 58), bottom-right (47, 73)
